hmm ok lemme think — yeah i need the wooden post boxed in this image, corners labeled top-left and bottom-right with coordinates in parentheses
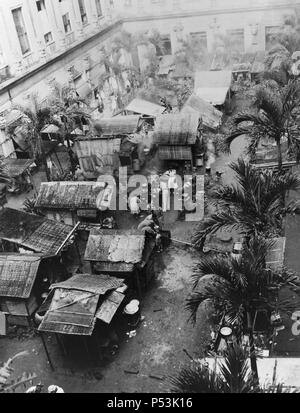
top-left (39, 332), bottom-right (55, 371)
top-left (74, 238), bottom-right (83, 270)
top-left (135, 269), bottom-right (142, 300)
top-left (54, 150), bottom-right (63, 173)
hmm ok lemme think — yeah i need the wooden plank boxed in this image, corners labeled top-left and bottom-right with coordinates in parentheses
top-left (96, 291), bottom-right (125, 324)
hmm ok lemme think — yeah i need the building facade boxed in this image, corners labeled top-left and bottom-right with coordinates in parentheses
top-left (116, 0), bottom-right (299, 54)
top-left (0, 0), bottom-right (299, 132)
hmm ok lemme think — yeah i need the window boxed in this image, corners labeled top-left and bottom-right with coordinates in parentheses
top-left (36, 0), bottom-right (46, 12)
top-left (44, 32), bottom-right (53, 44)
top-left (62, 13), bottom-right (72, 33)
top-left (227, 28), bottom-right (245, 52)
top-left (109, 0), bottom-right (114, 7)
top-left (12, 8), bottom-right (30, 55)
top-left (124, 0), bottom-right (132, 6)
top-left (95, 0), bottom-right (102, 17)
top-left (265, 26), bottom-right (280, 50)
top-left (78, 0), bottom-right (88, 24)
top-left (190, 31), bottom-right (207, 50)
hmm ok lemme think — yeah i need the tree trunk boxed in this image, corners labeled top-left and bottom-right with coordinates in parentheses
top-left (276, 138), bottom-right (282, 171)
top-left (247, 311), bottom-right (259, 384)
top-left (38, 135), bottom-right (51, 182)
top-left (66, 133), bottom-right (76, 176)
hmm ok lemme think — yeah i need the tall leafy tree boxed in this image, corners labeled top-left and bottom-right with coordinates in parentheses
top-left (169, 344), bottom-right (297, 393)
top-left (193, 159), bottom-right (300, 249)
top-left (49, 83), bottom-right (90, 175)
top-left (225, 80), bottom-right (300, 169)
top-left (6, 96), bottom-right (56, 181)
top-left (186, 237), bottom-right (300, 378)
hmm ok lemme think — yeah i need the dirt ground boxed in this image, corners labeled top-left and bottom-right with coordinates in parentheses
top-left (0, 243), bottom-right (211, 393)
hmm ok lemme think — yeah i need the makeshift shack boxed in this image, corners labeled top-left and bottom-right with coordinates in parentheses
top-left (153, 113), bottom-right (200, 167)
top-left (74, 135), bottom-right (121, 179)
top-left (84, 229), bottom-right (156, 297)
top-left (123, 98), bottom-right (166, 123)
top-left (157, 55), bottom-right (175, 78)
top-left (93, 115), bottom-right (143, 137)
top-left (35, 181), bottom-right (114, 226)
top-left (171, 62), bottom-right (193, 82)
top-left (181, 94), bottom-right (223, 130)
top-left (0, 207), bottom-right (78, 256)
top-left (250, 51), bottom-right (265, 82)
top-left (3, 158), bottom-right (35, 193)
top-left (0, 253), bottom-right (58, 326)
top-left (37, 273), bottom-right (127, 359)
top-left (0, 110), bottom-right (24, 158)
top-left (194, 70), bottom-right (232, 109)
top-left (232, 62), bottom-right (251, 82)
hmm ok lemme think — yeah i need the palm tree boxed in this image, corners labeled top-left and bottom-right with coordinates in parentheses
top-left (0, 352), bottom-right (37, 393)
top-left (49, 83), bottom-right (90, 175)
top-left (6, 96), bottom-right (56, 181)
top-left (186, 236), bottom-right (300, 378)
top-left (169, 344), bottom-right (297, 393)
top-left (193, 159), bottom-right (300, 249)
top-left (170, 344), bottom-right (256, 393)
top-left (226, 80), bottom-right (300, 169)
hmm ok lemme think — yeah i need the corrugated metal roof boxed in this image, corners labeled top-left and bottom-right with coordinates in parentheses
top-left (158, 145), bottom-right (192, 160)
top-left (194, 70), bottom-right (232, 105)
top-left (84, 229), bottom-right (145, 264)
top-left (50, 273), bottom-right (124, 295)
top-left (0, 254), bottom-right (42, 299)
top-left (125, 98), bottom-right (165, 117)
top-left (0, 208), bottom-right (75, 255)
top-left (38, 273), bottom-right (126, 335)
top-left (35, 181), bottom-right (106, 210)
top-left (2, 158), bottom-right (34, 178)
top-left (181, 94), bottom-right (222, 130)
top-left (93, 115), bottom-right (141, 136)
top-left (75, 137), bottom-right (121, 176)
top-left (154, 113), bottom-right (199, 145)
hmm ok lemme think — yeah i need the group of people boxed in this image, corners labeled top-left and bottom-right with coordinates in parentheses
top-left (138, 208), bottom-right (163, 252)
top-left (128, 197), bottom-right (163, 252)
top-left (26, 384), bottom-right (64, 393)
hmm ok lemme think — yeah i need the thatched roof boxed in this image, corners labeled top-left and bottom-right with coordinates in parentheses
top-left (181, 94), bottom-right (222, 130)
top-left (84, 229), bottom-right (145, 265)
top-left (35, 181), bottom-right (106, 210)
top-left (93, 115), bottom-right (141, 136)
top-left (194, 70), bottom-right (232, 105)
top-left (38, 273), bottom-right (125, 335)
top-left (0, 208), bottom-right (75, 255)
top-left (0, 254), bottom-right (42, 299)
top-left (125, 98), bottom-right (165, 117)
top-left (154, 113), bottom-right (199, 145)
top-left (2, 158), bottom-right (34, 178)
